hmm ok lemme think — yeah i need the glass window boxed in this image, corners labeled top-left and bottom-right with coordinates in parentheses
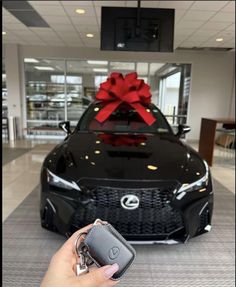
top-left (110, 62), bottom-right (135, 74)
top-left (78, 103), bottom-right (172, 134)
top-left (2, 58), bottom-right (7, 117)
top-left (136, 62), bottom-right (148, 82)
top-left (66, 60), bottom-right (108, 123)
top-left (25, 58), bottom-right (66, 133)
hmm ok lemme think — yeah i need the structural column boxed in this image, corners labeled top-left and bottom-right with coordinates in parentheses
top-left (5, 44), bottom-right (23, 139)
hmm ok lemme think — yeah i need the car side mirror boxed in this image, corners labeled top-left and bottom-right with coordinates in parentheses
top-left (176, 124), bottom-right (191, 137)
top-left (59, 121), bottom-right (71, 135)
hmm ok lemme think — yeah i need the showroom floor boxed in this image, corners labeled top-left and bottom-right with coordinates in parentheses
top-left (2, 138), bottom-right (235, 286)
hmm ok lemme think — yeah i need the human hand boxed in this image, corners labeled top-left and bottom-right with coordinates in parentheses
top-left (40, 224), bottom-right (119, 287)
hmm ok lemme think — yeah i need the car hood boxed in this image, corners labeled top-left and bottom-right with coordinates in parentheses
top-left (49, 132), bottom-right (193, 182)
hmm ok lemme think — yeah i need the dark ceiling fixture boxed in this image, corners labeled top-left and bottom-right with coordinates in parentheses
top-left (3, 0), bottom-right (50, 28)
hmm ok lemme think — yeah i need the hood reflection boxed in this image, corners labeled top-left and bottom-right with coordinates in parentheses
top-left (98, 133), bottom-right (147, 147)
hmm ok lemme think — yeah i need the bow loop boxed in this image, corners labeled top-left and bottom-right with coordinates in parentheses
top-left (95, 72), bottom-right (156, 126)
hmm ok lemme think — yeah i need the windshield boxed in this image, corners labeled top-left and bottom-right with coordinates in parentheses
top-left (77, 103), bottom-right (173, 134)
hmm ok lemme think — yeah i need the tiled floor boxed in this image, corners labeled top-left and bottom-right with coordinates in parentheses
top-left (2, 138), bottom-right (235, 221)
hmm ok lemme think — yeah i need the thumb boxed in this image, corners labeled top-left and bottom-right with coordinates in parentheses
top-left (78, 263), bottom-right (119, 286)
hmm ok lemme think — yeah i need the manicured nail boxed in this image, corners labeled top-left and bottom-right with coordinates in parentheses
top-left (104, 263), bottom-right (119, 278)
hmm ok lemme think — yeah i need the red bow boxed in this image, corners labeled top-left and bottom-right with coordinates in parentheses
top-left (95, 72), bottom-right (156, 126)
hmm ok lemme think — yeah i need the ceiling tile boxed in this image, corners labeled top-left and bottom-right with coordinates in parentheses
top-left (209, 12), bottom-right (235, 22)
top-left (179, 41), bottom-right (200, 47)
top-left (174, 35), bottom-right (190, 42)
top-left (30, 27), bottom-right (54, 34)
top-left (190, 1), bottom-right (229, 11)
top-left (61, 1), bottom-right (93, 7)
top-left (3, 14), bottom-right (22, 24)
top-left (138, 1), bottom-right (159, 8)
top-left (55, 30), bottom-right (78, 37)
top-left (225, 23), bottom-right (235, 31)
top-left (2, 8), bottom-right (11, 16)
top-left (201, 21), bottom-right (233, 30)
top-left (94, 6), bottom-right (101, 17)
top-left (42, 15), bottom-right (71, 24)
top-left (186, 35), bottom-right (211, 42)
top-left (210, 32), bottom-right (235, 41)
top-left (50, 24), bottom-right (76, 32)
top-left (10, 30), bottom-right (36, 36)
top-left (193, 30), bottom-right (219, 37)
top-left (220, 1), bottom-right (236, 13)
top-left (31, 5), bottom-right (66, 16)
top-left (182, 10), bottom-right (215, 21)
top-left (75, 24), bottom-right (99, 32)
top-left (175, 10), bottom-right (187, 23)
top-left (177, 20), bottom-right (204, 29)
top-left (94, 1), bottom-right (126, 7)
top-left (70, 16), bottom-right (97, 25)
top-left (218, 41), bottom-right (235, 47)
top-left (158, 1), bottom-right (194, 9)
top-left (3, 23), bottom-right (28, 30)
top-left (63, 5), bottom-right (96, 16)
top-left (29, 1), bottom-right (60, 6)
top-left (66, 43), bottom-right (85, 47)
top-left (175, 28), bottom-right (196, 36)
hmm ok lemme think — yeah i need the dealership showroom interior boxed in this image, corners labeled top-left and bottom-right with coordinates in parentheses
top-left (2, 0), bottom-right (235, 286)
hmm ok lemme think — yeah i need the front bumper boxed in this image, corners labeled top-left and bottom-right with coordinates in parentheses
top-left (40, 179), bottom-right (213, 242)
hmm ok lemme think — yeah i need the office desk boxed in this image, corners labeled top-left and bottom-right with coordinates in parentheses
top-left (198, 118), bottom-right (235, 166)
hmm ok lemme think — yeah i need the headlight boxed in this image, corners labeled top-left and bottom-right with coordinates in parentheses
top-left (177, 160), bottom-right (209, 194)
top-left (46, 169), bottom-right (80, 191)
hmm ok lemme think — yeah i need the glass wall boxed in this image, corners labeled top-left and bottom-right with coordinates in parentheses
top-left (24, 59), bottom-right (191, 136)
top-left (2, 58), bottom-right (7, 117)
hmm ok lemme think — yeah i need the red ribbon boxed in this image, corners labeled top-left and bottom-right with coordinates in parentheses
top-left (98, 134), bottom-right (147, 147)
top-left (95, 72), bottom-right (156, 126)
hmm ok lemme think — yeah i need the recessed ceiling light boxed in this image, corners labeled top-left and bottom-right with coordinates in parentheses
top-left (93, 68), bottom-right (108, 73)
top-left (76, 8), bottom-right (85, 14)
top-left (216, 38), bottom-right (223, 42)
top-left (24, 58), bottom-right (39, 63)
top-left (87, 60), bottom-right (108, 65)
top-left (35, 66), bottom-right (55, 71)
top-left (2, 31), bottom-right (6, 35)
top-left (86, 33), bottom-right (94, 38)
top-left (147, 165), bottom-right (158, 171)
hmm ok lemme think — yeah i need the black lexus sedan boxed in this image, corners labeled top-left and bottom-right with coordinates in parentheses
top-left (40, 102), bottom-right (213, 243)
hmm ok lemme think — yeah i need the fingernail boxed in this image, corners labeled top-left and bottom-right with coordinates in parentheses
top-left (104, 263), bottom-right (119, 278)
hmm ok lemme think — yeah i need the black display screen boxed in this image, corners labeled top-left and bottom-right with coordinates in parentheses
top-left (101, 7), bottom-right (175, 52)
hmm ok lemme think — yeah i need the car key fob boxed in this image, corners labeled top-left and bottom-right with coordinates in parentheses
top-left (83, 221), bottom-right (136, 280)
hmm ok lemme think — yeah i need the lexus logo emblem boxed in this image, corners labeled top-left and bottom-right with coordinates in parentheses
top-left (108, 246), bottom-right (120, 260)
top-left (120, 194), bottom-right (140, 210)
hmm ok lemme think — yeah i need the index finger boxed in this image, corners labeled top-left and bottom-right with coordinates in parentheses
top-left (58, 224), bottom-right (93, 257)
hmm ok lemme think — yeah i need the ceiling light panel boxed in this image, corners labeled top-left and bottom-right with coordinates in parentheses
top-left (87, 60), bottom-right (108, 65)
top-left (93, 68), bottom-right (108, 73)
top-left (24, 58), bottom-right (39, 63)
top-left (35, 66), bottom-right (55, 71)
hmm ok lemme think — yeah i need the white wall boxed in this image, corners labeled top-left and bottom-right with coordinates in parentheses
top-left (229, 75), bottom-right (235, 118)
top-left (4, 44), bottom-right (235, 140)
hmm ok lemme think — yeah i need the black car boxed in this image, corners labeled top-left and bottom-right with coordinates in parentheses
top-left (40, 102), bottom-right (213, 243)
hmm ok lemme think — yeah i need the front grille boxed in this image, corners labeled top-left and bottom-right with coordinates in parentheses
top-left (71, 185), bottom-right (184, 239)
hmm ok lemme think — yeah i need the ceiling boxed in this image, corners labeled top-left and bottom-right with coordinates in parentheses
top-left (2, 1), bottom-right (235, 49)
